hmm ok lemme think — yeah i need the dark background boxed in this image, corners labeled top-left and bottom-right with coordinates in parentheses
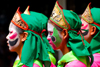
top-left (0, 0), bottom-right (100, 67)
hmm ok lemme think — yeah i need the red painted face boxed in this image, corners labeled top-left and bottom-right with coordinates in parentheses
top-left (9, 31), bottom-right (17, 39)
top-left (81, 18), bottom-right (91, 43)
top-left (81, 19), bottom-right (89, 36)
top-left (6, 22), bottom-right (21, 51)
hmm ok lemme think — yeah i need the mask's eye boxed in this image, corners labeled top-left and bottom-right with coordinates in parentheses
top-left (51, 36), bottom-right (56, 42)
top-left (10, 31), bottom-right (13, 34)
top-left (50, 32), bottom-right (53, 35)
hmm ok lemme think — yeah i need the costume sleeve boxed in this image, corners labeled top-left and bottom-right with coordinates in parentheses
top-left (91, 53), bottom-right (100, 67)
top-left (65, 60), bottom-right (86, 67)
top-left (50, 62), bottom-right (56, 67)
top-left (22, 65), bottom-right (28, 67)
top-left (33, 60), bottom-right (43, 67)
top-left (33, 63), bottom-right (41, 67)
top-left (91, 62), bottom-right (100, 67)
top-left (22, 63), bottom-right (41, 67)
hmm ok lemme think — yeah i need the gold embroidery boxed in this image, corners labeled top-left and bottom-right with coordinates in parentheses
top-left (12, 12), bottom-right (27, 28)
top-left (50, 1), bottom-right (69, 29)
top-left (81, 3), bottom-right (93, 23)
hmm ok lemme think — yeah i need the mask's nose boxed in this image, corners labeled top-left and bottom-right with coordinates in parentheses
top-left (6, 34), bottom-right (9, 40)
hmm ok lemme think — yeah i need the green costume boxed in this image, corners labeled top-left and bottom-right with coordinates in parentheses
top-left (49, 1), bottom-right (93, 66)
top-left (29, 10), bottom-right (56, 66)
top-left (81, 3), bottom-right (100, 54)
top-left (11, 7), bottom-right (55, 67)
top-left (90, 8), bottom-right (100, 54)
top-left (13, 52), bottom-right (56, 67)
top-left (13, 59), bottom-right (23, 67)
top-left (57, 51), bottom-right (90, 67)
